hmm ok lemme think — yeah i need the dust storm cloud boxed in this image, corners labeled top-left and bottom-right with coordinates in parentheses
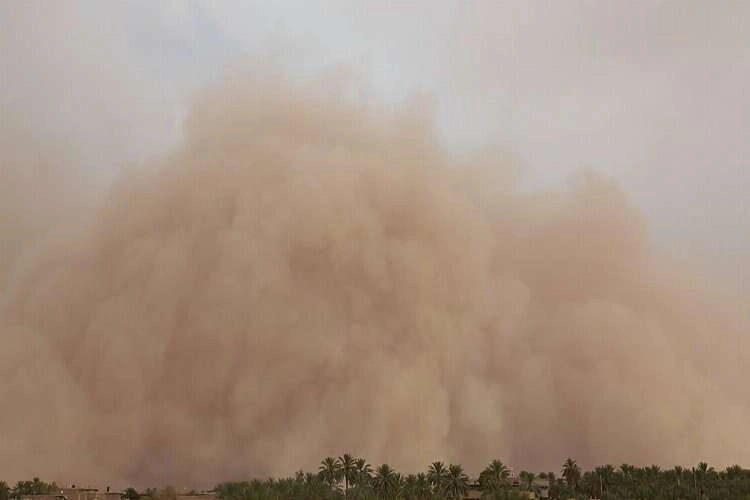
top-left (0, 69), bottom-right (748, 486)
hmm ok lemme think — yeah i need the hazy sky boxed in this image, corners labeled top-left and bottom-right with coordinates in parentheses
top-left (2, 0), bottom-right (749, 290)
top-left (2, 1), bottom-right (750, 483)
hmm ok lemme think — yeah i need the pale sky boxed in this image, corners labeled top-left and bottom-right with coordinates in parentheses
top-left (2, 0), bottom-right (749, 292)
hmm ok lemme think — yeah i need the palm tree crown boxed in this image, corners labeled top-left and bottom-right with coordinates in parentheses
top-left (319, 456), bottom-right (342, 490)
top-left (562, 458), bottom-right (581, 491)
top-left (428, 461), bottom-right (450, 496)
top-left (479, 459), bottom-right (511, 494)
top-left (338, 453), bottom-right (356, 499)
top-left (373, 464), bottom-right (400, 500)
top-left (445, 464), bottom-right (469, 500)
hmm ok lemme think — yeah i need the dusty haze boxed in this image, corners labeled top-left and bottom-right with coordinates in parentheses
top-left (0, 67), bottom-right (748, 486)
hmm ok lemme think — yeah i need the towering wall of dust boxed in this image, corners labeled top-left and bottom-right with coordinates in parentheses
top-left (0, 70), bottom-right (748, 486)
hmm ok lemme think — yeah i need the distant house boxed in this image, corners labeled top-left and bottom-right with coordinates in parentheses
top-left (63, 487), bottom-right (120, 500)
top-left (19, 486), bottom-right (121, 500)
top-left (464, 481), bottom-right (482, 500)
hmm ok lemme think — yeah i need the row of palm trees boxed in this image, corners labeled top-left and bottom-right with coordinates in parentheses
top-left (5, 459), bottom-right (750, 500)
top-left (214, 457), bottom-right (750, 500)
top-left (572, 462), bottom-right (750, 500)
top-left (316, 455), bottom-right (473, 500)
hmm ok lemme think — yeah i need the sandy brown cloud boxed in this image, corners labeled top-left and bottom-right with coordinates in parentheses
top-left (0, 67), bottom-right (747, 487)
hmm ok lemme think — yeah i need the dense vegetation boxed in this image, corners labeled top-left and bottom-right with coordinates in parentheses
top-left (1, 479), bottom-right (59, 500)
top-left (4, 459), bottom-right (750, 500)
top-left (212, 456), bottom-right (750, 500)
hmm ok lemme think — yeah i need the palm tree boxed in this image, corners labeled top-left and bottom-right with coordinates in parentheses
top-left (428, 462), bottom-right (450, 497)
top-left (415, 473), bottom-right (431, 500)
top-left (579, 471), bottom-right (597, 499)
top-left (549, 478), bottom-right (566, 500)
top-left (725, 464), bottom-right (744, 481)
top-left (339, 453), bottom-right (357, 499)
top-left (402, 475), bottom-right (418, 500)
top-left (355, 458), bottom-right (373, 476)
top-left (695, 462), bottom-right (715, 499)
top-left (319, 456), bottom-right (342, 490)
top-left (479, 460), bottom-right (511, 495)
top-left (305, 472), bottom-right (333, 500)
top-left (445, 464), bottom-right (469, 500)
top-left (594, 465), bottom-right (614, 496)
top-left (562, 458), bottom-right (581, 492)
top-left (518, 471), bottom-right (535, 491)
top-left (373, 464), bottom-right (400, 500)
top-left (353, 458), bottom-right (373, 488)
top-left (672, 465), bottom-right (684, 495)
top-left (347, 458), bottom-right (373, 500)
top-left (486, 460), bottom-right (511, 483)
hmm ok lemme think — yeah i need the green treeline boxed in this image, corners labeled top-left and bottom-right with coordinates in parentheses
top-left (4, 458), bottom-right (750, 500)
top-left (0, 479), bottom-right (59, 500)
top-left (212, 456), bottom-right (750, 500)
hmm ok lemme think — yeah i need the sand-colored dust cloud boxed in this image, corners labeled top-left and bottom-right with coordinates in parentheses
top-left (0, 68), bottom-right (748, 486)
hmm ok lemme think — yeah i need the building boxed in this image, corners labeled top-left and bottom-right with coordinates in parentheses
top-left (18, 486), bottom-right (122, 500)
top-left (464, 481), bottom-right (482, 500)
